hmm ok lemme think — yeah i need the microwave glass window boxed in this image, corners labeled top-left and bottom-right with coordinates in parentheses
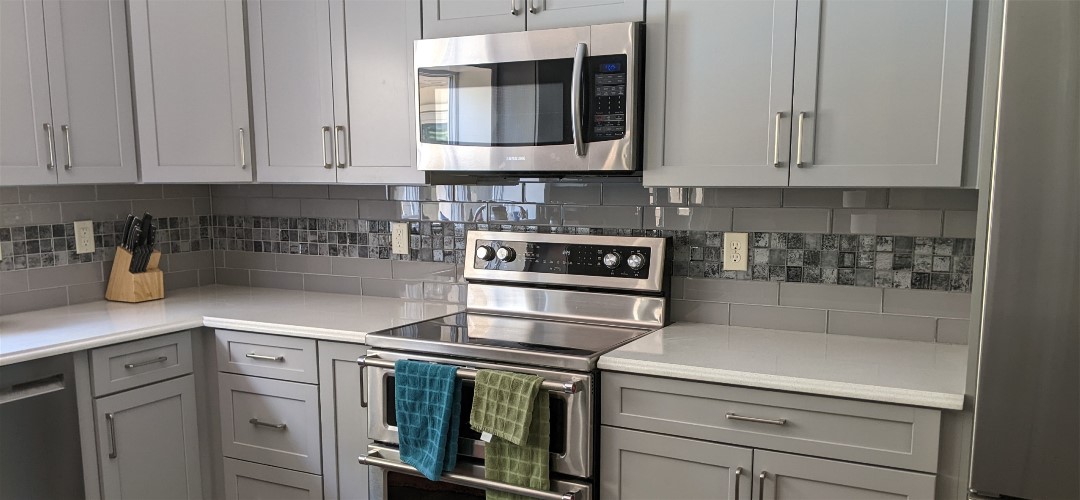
top-left (418, 59), bottom-right (574, 147)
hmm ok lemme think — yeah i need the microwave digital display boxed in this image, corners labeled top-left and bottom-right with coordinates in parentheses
top-left (599, 62), bottom-right (623, 73)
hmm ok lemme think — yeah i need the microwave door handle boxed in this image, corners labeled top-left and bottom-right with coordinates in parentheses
top-left (571, 42), bottom-right (587, 157)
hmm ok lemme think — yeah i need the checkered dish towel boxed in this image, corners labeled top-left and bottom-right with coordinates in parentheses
top-left (470, 370), bottom-right (549, 500)
top-left (469, 370), bottom-right (543, 445)
top-left (394, 359), bottom-right (462, 481)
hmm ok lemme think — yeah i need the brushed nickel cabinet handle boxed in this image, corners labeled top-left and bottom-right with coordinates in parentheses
top-left (511, 0), bottom-right (520, 15)
top-left (529, 0), bottom-right (540, 14)
top-left (105, 412), bottom-right (118, 459)
top-left (239, 128), bottom-right (247, 169)
top-left (726, 412), bottom-right (787, 426)
top-left (795, 111), bottom-right (806, 167)
top-left (249, 417), bottom-right (287, 430)
top-left (43, 123), bottom-right (56, 170)
top-left (322, 126), bottom-right (332, 169)
top-left (758, 471), bottom-right (767, 500)
top-left (335, 125), bottom-right (346, 168)
top-left (124, 356), bottom-right (168, 369)
top-left (772, 112), bottom-right (783, 167)
top-left (61, 125), bottom-right (72, 169)
top-left (734, 467), bottom-right (743, 499)
top-left (245, 352), bottom-right (284, 362)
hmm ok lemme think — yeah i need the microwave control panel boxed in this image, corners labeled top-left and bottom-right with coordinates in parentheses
top-left (587, 55), bottom-right (628, 142)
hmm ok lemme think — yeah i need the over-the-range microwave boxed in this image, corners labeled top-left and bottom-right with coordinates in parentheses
top-left (414, 22), bottom-right (643, 175)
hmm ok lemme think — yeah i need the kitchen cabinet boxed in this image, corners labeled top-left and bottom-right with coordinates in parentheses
top-left (754, 450), bottom-right (935, 500)
top-left (94, 375), bottom-right (202, 500)
top-left (249, 0), bottom-right (423, 184)
top-left (128, 0), bottom-right (252, 183)
top-left (1, 0), bottom-right (136, 185)
top-left (421, 0), bottom-right (643, 38)
top-left (318, 342), bottom-right (370, 499)
top-left (223, 458), bottom-right (323, 500)
top-left (643, 0), bottom-right (973, 188)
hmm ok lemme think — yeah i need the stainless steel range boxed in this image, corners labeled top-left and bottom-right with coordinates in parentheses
top-left (359, 230), bottom-right (670, 500)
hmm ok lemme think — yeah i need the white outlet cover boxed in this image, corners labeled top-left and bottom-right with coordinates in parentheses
top-left (723, 232), bottom-right (749, 271)
top-left (74, 220), bottom-right (95, 254)
top-left (391, 222), bottom-right (410, 255)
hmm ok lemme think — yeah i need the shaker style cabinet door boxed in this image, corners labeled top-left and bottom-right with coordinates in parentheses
top-left (0, 0), bottom-right (57, 186)
top-left (128, 0), bottom-right (252, 182)
top-left (94, 375), bottom-right (202, 500)
top-left (600, 426), bottom-right (753, 500)
top-left (525, 0), bottom-right (644, 31)
top-left (753, 450), bottom-right (935, 500)
top-left (248, 0), bottom-right (338, 183)
top-left (318, 342), bottom-right (370, 500)
top-left (44, 0), bottom-right (137, 184)
top-left (421, 0), bottom-right (526, 38)
top-left (788, 0), bottom-right (973, 187)
top-left (642, 0), bottom-right (797, 187)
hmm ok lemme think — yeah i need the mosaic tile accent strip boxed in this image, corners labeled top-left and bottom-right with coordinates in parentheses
top-left (0, 216), bottom-right (212, 272)
top-left (211, 215), bottom-right (975, 292)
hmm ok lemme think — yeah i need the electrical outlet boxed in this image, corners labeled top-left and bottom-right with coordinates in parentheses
top-left (74, 220), bottom-right (95, 254)
top-left (391, 222), bottom-right (410, 255)
top-left (723, 232), bottom-right (748, 271)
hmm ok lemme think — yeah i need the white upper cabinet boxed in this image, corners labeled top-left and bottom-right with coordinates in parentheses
top-left (642, 0), bottom-right (796, 187)
top-left (129, 0), bottom-right (252, 183)
top-left (1, 0), bottom-right (136, 186)
top-left (421, 0), bottom-right (642, 38)
top-left (789, 0), bottom-right (973, 186)
top-left (525, 0), bottom-right (644, 31)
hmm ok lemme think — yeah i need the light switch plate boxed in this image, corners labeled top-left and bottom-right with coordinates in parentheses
top-left (391, 222), bottom-right (409, 255)
top-left (723, 232), bottom-right (748, 271)
top-left (74, 220), bottom-right (95, 254)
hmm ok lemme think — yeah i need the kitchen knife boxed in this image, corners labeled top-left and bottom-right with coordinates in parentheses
top-left (120, 214), bottom-right (135, 250)
top-left (138, 224), bottom-right (156, 272)
top-left (127, 222), bottom-right (143, 273)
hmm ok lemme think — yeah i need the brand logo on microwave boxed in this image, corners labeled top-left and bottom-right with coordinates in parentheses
top-left (506, 156), bottom-right (526, 161)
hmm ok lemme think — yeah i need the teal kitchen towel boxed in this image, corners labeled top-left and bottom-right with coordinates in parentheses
top-left (394, 359), bottom-right (462, 481)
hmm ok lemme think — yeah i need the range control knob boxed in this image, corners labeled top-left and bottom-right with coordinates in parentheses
top-left (602, 252), bottom-right (621, 269)
top-left (626, 253), bottom-right (647, 270)
top-left (495, 246), bottom-right (516, 262)
top-left (476, 245), bottom-right (496, 261)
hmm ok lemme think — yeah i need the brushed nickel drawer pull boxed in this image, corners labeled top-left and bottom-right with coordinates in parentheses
top-left (246, 352), bottom-right (284, 362)
top-left (758, 471), bottom-right (767, 500)
top-left (249, 417), bottom-right (287, 430)
top-left (124, 356), bottom-right (168, 369)
top-left (61, 124), bottom-right (72, 169)
top-left (726, 412), bottom-right (787, 426)
top-left (734, 467), bottom-right (743, 499)
top-left (106, 412), bottom-right (118, 459)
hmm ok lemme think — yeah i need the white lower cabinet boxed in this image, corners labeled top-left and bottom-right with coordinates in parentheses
top-left (224, 458), bottom-right (324, 500)
top-left (94, 375), bottom-right (202, 500)
top-left (318, 341), bottom-right (370, 499)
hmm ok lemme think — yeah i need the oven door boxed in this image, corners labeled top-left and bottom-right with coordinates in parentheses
top-left (365, 444), bottom-right (592, 500)
top-left (363, 350), bottom-right (594, 478)
top-left (414, 23), bottom-right (640, 173)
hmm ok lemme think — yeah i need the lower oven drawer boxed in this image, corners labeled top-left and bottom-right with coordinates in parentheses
top-left (219, 373), bottom-right (321, 474)
top-left (364, 444), bottom-right (592, 500)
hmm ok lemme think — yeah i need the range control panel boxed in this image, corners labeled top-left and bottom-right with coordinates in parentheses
top-left (587, 55), bottom-right (629, 142)
top-left (473, 239), bottom-right (651, 278)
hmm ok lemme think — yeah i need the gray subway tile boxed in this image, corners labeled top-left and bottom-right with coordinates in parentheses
top-left (302, 198), bottom-right (359, 218)
top-left (671, 300), bottom-right (730, 325)
top-left (729, 304), bottom-right (827, 332)
top-left (601, 182), bottom-right (651, 206)
top-left (133, 198), bottom-right (194, 216)
top-left (389, 185), bottom-right (452, 201)
top-left (562, 205), bottom-right (642, 229)
top-left (1, 203), bottom-right (62, 225)
top-left (827, 310), bottom-right (937, 342)
top-left (27, 262), bottom-right (101, 289)
top-left (832, 209), bottom-right (942, 237)
top-left (249, 270), bottom-right (304, 290)
top-left (782, 189), bottom-right (888, 208)
top-left (523, 183), bottom-right (602, 205)
top-left (164, 270), bottom-right (199, 291)
top-left (888, 189), bottom-right (979, 210)
top-left (96, 184), bottom-right (163, 200)
top-left (362, 278), bottom-right (424, 299)
top-left (683, 279), bottom-right (778, 305)
top-left (67, 281), bottom-right (107, 305)
top-left (19, 185), bottom-right (96, 203)
top-left (882, 289), bottom-right (971, 319)
top-left (193, 197), bottom-right (212, 215)
top-left (732, 208), bottom-right (831, 233)
top-left (198, 268), bottom-right (217, 285)
top-left (276, 254), bottom-right (331, 274)
top-left (247, 197), bottom-right (301, 217)
top-left (486, 204), bottom-right (562, 225)
top-left (690, 188), bottom-right (783, 207)
top-left (424, 281), bottom-right (466, 303)
top-left (328, 185), bottom-right (388, 200)
top-left (163, 184), bottom-right (211, 198)
top-left (60, 200), bottom-right (133, 222)
top-left (331, 257), bottom-right (392, 278)
top-left (357, 200), bottom-right (421, 220)
top-left (391, 260), bottom-right (458, 282)
top-left (0, 186), bottom-right (19, 204)
top-left (943, 211), bottom-right (977, 238)
top-left (210, 184), bottom-right (273, 198)
top-left (645, 207), bottom-right (732, 231)
top-left (453, 185), bottom-right (523, 203)
top-left (1, 270), bottom-right (29, 294)
top-left (0, 287), bottom-right (68, 315)
top-left (649, 188), bottom-right (691, 206)
top-left (669, 276), bottom-right (686, 299)
top-left (215, 267), bottom-right (250, 286)
top-left (273, 184), bottom-right (329, 199)
top-left (936, 318), bottom-right (969, 344)
top-left (779, 282), bottom-right (882, 312)
top-left (224, 251), bottom-right (276, 270)
top-left (211, 197), bottom-right (247, 215)
top-left (304, 273), bottom-right (363, 295)
top-left (422, 202), bottom-right (486, 223)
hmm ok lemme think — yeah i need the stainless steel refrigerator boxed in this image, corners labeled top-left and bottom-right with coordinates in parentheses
top-left (968, 0), bottom-right (1080, 499)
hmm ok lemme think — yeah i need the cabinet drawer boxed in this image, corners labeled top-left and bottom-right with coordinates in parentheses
top-left (219, 373), bottom-right (321, 474)
top-left (90, 331), bottom-right (193, 396)
top-left (223, 458), bottom-right (322, 500)
top-left (601, 372), bottom-right (941, 472)
top-left (216, 330), bottom-right (317, 383)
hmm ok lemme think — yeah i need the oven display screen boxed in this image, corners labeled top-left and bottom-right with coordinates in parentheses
top-left (474, 240), bottom-right (651, 278)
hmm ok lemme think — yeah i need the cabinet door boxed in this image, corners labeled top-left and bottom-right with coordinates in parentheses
top-left (224, 458), bottom-right (323, 500)
top-left (0, 0), bottom-right (57, 186)
top-left (642, 0), bottom-right (796, 187)
top-left (128, 0), bottom-right (252, 182)
top-left (95, 375), bottom-right (202, 500)
top-left (525, 0), bottom-right (643, 31)
top-left (248, 0), bottom-right (337, 183)
top-left (755, 450), bottom-right (935, 500)
top-left (43, 0), bottom-right (137, 184)
top-left (421, 0), bottom-right (526, 38)
top-left (600, 426), bottom-right (753, 500)
top-left (789, 0), bottom-right (973, 187)
top-left (334, 0), bottom-right (425, 184)
top-left (318, 342), bottom-right (369, 500)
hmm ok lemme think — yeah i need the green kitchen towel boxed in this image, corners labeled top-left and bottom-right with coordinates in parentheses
top-left (470, 370), bottom-right (543, 446)
top-left (484, 391), bottom-right (550, 500)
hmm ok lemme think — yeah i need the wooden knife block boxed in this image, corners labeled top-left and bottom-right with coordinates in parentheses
top-left (105, 247), bottom-right (164, 303)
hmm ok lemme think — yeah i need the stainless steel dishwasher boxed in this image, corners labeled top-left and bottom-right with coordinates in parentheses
top-left (0, 353), bottom-right (85, 499)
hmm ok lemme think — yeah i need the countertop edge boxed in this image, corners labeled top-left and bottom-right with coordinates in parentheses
top-left (201, 317), bottom-right (369, 344)
top-left (0, 319), bottom-right (206, 367)
top-left (597, 356), bottom-right (965, 411)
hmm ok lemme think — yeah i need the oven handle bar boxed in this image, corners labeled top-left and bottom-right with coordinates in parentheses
top-left (357, 355), bottom-right (584, 395)
top-left (360, 451), bottom-right (579, 500)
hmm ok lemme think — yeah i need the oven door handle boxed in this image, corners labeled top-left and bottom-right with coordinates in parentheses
top-left (571, 42), bottom-right (587, 157)
top-left (358, 356), bottom-right (368, 408)
top-left (358, 355), bottom-right (583, 395)
top-left (360, 451), bottom-right (579, 500)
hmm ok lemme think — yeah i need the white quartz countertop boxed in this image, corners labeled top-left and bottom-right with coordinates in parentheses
top-left (598, 322), bottom-right (967, 410)
top-left (0, 285), bottom-right (462, 366)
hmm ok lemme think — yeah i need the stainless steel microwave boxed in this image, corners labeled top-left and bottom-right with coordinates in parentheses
top-left (414, 22), bottom-right (643, 174)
